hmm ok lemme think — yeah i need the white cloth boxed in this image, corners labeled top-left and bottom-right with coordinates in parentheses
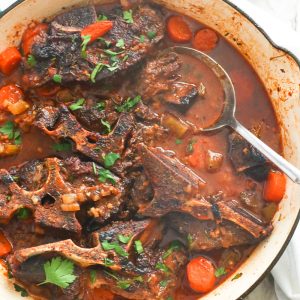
top-left (0, 0), bottom-right (300, 299)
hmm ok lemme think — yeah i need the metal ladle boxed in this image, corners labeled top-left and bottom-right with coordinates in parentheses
top-left (172, 46), bottom-right (300, 184)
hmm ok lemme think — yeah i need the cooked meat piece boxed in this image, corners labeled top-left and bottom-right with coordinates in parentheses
top-left (137, 52), bottom-right (198, 106)
top-left (138, 144), bottom-right (272, 239)
top-left (23, 5), bottom-right (164, 87)
top-left (35, 105), bottom-right (135, 175)
top-left (229, 132), bottom-right (269, 181)
top-left (0, 157), bottom-right (122, 235)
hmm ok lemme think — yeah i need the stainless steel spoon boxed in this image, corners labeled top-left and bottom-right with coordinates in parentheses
top-left (172, 46), bottom-right (300, 184)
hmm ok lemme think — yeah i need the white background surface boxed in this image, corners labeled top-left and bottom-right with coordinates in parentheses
top-left (1, 0), bottom-right (300, 299)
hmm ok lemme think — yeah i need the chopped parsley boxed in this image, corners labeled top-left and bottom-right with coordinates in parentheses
top-left (104, 152), bottom-right (120, 168)
top-left (98, 14), bottom-right (108, 21)
top-left (0, 121), bottom-right (21, 145)
top-left (118, 234), bottom-right (131, 244)
top-left (104, 49), bottom-right (124, 56)
top-left (123, 55), bottom-right (129, 62)
top-left (187, 234), bottom-right (193, 248)
top-left (98, 169), bottom-right (116, 184)
top-left (215, 267), bottom-right (227, 278)
top-left (14, 284), bottom-right (28, 297)
top-left (101, 119), bottom-right (111, 133)
top-left (94, 101), bottom-right (106, 111)
top-left (27, 54), bottom-right (36, 67)
top-left (123, 10), bottom-right (134, 24)
top-left (231, 272), bottom-right (243, 281)
top-left (90, 62), bottom-right (105, 83)
top-left (175, 139), bottom-right (182, 145)
top-left (147, 31), bottom-right (157, 40)
top-left (134, 240), bottom-right (144, 254)
top-left (115, 95), bottom-right (141, 112)
top-left (159, 280), bottom-right (169, 288)
top-left (139, 35), bottom-right (146, 43)
top-left (101, 240), bottom-right (128, 257)
top-left (16, 207), bottom-right (31, 220)
top-left (69, 98), bottom-right (85, 111)
top-left (81, 35), bottom-right (91, 58)
top-left (117, 280), bottom-right (131, 290)
top-left (38, 257), bottom-right (76, 288)
top-left (116, 38), bottom-right (125, 49)
top-left (98, 37), bottom-right (111, 48)
top-left (90, 270), bottom-right (97, 284)
top-left (155, 262), bottom-right (170, 274)
top-left (52, 141), bottom-right (72, 152)
top-left (53, 74), bottom-right (62, 84)
top-left (103, 257), bottom-right (114, 267)
top-left (162, 241), bottom-right (181, 259)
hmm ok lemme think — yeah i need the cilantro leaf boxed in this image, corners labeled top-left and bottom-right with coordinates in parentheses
top-left (69, 98), bottom-right (85, 111)
top-left (27, 54), bottom-right (36, 67)
top-left (98, 14), bottom-right (108, 21)
top-left (147, 31), bottom-right (157, 40)
top-left (139, 35), bottom-right (145, 43)
top-left (103, 257), bottom-right (114, 267)
top-left (98, 37), bottom-right (111, 48)
top-left (118, 234), bottom-right (131, 244)
top-left (116, 38), bottom-right (125, 49)
top-left (101, 240), bottom-right (128, 257)
top-left (215, 267), bottom-right (227, 278)
top-left (16, 207), bottom-right (31, 220)
top-left (162, 241), bottom-right (181, 259)
top-left (52, 141), bottom-right (72, 152)
top-left (231, 272), bottom-right (243, 281)
top-left (98, 169), bottom-right (116, 184)
top-left (81, 35), bottom-right (91, 58)
top-left (14, 284), bottom-right (28, 297)
top-left (0, 121), bottom-right (22, 145)
top-left (117, 280), bottom-right (131, 290)
top-left (104, 49), bottom-right (124, 56)
top-left (114, 244), bottom-right (129, 257)
top-left (90, 270), bottom-right (97, 284)
top-left (159, 280), bottom-right (169, 288)
top-left (53, 74), bottom-right (62, 83)
top-left (104, 152), bottom-right (120, 168)
top-left (134, 240), bottom-right (144, 254)
top-left (90, 62), bottom-right (105, 83)
top-left (101, 119), bottom-right (111, 133)
top-left (187, 233), bottom-right (193, 248)
top-left (39, 257), bottom-right (77, 288)
top-left (94, 101), bottom-right (106, 111)
top-left (115, 95), bottom-right (141, 112)
top-left (175, 139), bottom-right (182, 145)
top-left (123, 10), bottom-right (134, 24)
top-left (155, 262), bottom-right (170, 274)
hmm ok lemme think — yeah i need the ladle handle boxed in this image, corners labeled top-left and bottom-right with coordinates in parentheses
top-left (232, 119), bottom-right (300, 184)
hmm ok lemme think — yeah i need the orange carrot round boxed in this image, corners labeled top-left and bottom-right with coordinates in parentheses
top-left (0, 47), bottom-right (22, 75)
top-left (22, 23), bottom-right (48, 56)
top-left (81, 21), bottom-right (113, 43)
top-left (192, 28), bottom-right (218, 51)
top-left (263, 171), bottom-right (286, 202)
top-left (0, 84), bottom-right (24, 110)
top-left (167, 16), bottom-right (192, 43)
top-left (187, 256), bottom-right (216, 293)
top-left (0, 231), bottom-right (12, 257)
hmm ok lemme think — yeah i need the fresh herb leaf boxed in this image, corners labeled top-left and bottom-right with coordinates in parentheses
top-left (69, 98), bottom-right (85, 111)
top-left (101, 119), bottom-right (111, 133)
top-left (134, 240), bottom-right (144, 254)
top-left (53, 74), bottom-right (62, 84)
top-left (81, 35), bottom-right (91, 58)
top-left (187, 234), bottom-right (193, 248)
top-left (231, 272), bottom-right (243, 281)
top-left (98, 14), bottom-right (108, 21)
top-left (134, 276), bottom-right (143, 283)
top-left (122, 55), bottom-right (129, 62)
top-left (115, 95), bottom-right (141, 112)
top-left (166, 297), bottom-right (173, 300)
top-left (159, 280), bottom-right (169, 288)
top-left (27, 54), bottom-right (36, 67)
top-left (107, 64), bottom-right (119, 72)
top-left (155, 262), bottom-right (170, 274)
top-left (123, 10), bottom-right (134, 24)
top-left (104, 270), bottom-right (119, 281)
top-left (92, 162), bottom-right (98, 175)
top-left (90, 270), bottom-right (97, 284)
top-left (114, 244), bottom-right (129, 257)
top-left (163, 241), bottom-right (181, 259)
top-left (52, 141), bottom-right (72, 152)
top-left (103, 257), bottom-right (114, 267)
top-left (98, 169), bottom-right (116, 184)
top-left (104, 152), bottom-right (120, 168)
top-left (104, 49), bottom-right (124, 56)
top-left (0, 121), bottom-right (21, 145)
top-left (117, 280), bottom-right (131, 290)
top-left (147, 31), bottom-right (156, 40)
top-left (98, 37), bottom-right (111, 48)
top-left (139, 35), bottom-right (145, 42)
top-left (90, 62), bottom-right (105, 83)
top-left (187, 139), bottom-right (196, 153)
top-left (14, 284), bottom-right (28, 297)
top-left (94, 101), bottom-right (106, 111)
top-left (215, 267), bottom-right (227, 278)
top-left (175, 139), bottom-right (182, 145)
top-left (39, 257), bottom-right (76, 288)
top-left (16, 207), bottom-right (31, 220)
top-left (118, 234), bottom-right (131, 244)
top-left (116, 38), bottom-right (125, 49)
top-left (102, 240), bottom-right (118, 251)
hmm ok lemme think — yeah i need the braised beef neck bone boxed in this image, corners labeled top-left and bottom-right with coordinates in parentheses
top-left (139, 144), bottom-right (272, 240)
top-left (23, 5), bottom-right (164, 87)
top-left (137, 52), bottom-right (198, 107)
top-left (35, 105), bottom-right (134, 174)
top-left (0, 157), bottom-right (121, 235)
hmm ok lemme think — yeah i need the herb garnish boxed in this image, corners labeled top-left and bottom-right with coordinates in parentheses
top-left (116, 95), bottom-right (141, 112)
top-left (147, 31), bottom-right (157, 40)
top-left (175, 139), bottom-right (182, 145)
top-left (81, 35), bottom-right (91, 58)
top-left (187, 234), bottom-right (193, 248)
top-left (104, 49), bottom-right (124, 56)
top-left (91, 62), bottom-right (105, 83)
top-left (98, 169), bottom-right (116, 184)
top-left (53, 74), bottom-right (62, 84)
top-left (215, 267), bottom-right (227, 278)
top-left (162, 241), bottom-right (181, 259)
top-left (134, 240), bottom-right (144, 254)
top-left (155, 262), bottom-right (170, 274)
top-left (52, 141), bottom-right (72, 152)
top-left (98, 14), bottom-right (108, 21)
top-left (90, 269), bottom-right (97, 284)
top-left (98, 37), bottom-right (111, 48)
top-left (103, 257), bottom-right (114, 267)
top-left (103, 271), bottom-right (143, 290)
top-left (14, 284), bottom-right (28, 297)
top-left (0, 121), bottom-right (21, 145)
top-left (117, 280), bottom-right (131, 290)
top-left (159, 280), bottom-right (169, 288)
top-left (231, 272), bottom-right (243, 281)
top-left (94, 101), bottom-right (106, 111)
top-left (39, 257), bottom-right (77, 288)
top-left (104, 152), bottom-right (120, 168)
top-left (123, 10), bottom-right (134, 24)
top-left (16, 207), bottom-right (31, 220)
top-left (101, 240), bottom-right (129, 257)
top-left (101, 119), bottom-right (111, 133)
top-left (69, 98), bottom-right (85, 111)
top-left (139, 35), bottom-right (146, 43)
top-left (27, 54), bottom-right (36, 67)
top-left (116, 38), bottom-right (125, 49)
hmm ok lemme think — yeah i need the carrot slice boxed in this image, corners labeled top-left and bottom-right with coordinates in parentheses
top-left (167, 16), bottom-right (192, 43)
top-left (81, 21), bottom-right (113, 43)
top-left (187, 256), bottom-right (216, 293)
top-left (0, 84), bottom-right (24, 110)
top-left (263, 171), bottom-right (286, 202)
top-left (192, 28), bottom-right (218, 51)
top-left (0, 231), bottom-right (12, 257)
top-left (187, 140), bottom-right (204, 169)
top-left (22, 23), bottom-right (48, 56)
top-left (0, 47), bottom-right (22, 75)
